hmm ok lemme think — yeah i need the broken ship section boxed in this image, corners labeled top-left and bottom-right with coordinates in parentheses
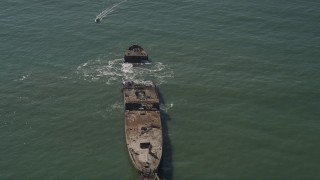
top-left (124, 45), bottom-right (150, 64)
top-left (123, 81), bottom-right (162, 180)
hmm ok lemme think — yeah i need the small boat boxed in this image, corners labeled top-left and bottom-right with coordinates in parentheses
top-left (124, 45), bottom-right (151, 64)
top-left (95, 17), bottom-right (101, 23)
top-left (123, 80), bottom-right (162, 180)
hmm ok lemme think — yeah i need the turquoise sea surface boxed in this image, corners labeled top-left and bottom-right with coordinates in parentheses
top-left (1, 0), bottom-right (320, 179)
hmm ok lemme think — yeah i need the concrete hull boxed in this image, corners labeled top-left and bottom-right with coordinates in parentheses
top-left (123, 81), bottom-right (162, 180)
top-left (124, 45), bottom-right (150, 64)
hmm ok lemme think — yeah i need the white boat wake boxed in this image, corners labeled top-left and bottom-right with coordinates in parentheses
top-left (95, 0), bottom-right (127, 23)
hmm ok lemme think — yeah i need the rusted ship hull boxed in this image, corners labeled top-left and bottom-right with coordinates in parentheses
top-left (124, 45), bottom-right (150, 64)
top-left (123, 81), bottom-right (162, 180)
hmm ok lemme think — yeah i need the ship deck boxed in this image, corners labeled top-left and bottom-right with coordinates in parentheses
top-left (123, 81), bottom-right (162, 178)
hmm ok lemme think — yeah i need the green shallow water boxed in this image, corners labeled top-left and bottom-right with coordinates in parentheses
top-left (1, 0), bottom-right (320, 179)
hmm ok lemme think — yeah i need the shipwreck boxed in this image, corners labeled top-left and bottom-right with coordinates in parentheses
top-left (123, 80), bottom-right (162, 180)
top-left (124, 45), bottom-right (150, 64)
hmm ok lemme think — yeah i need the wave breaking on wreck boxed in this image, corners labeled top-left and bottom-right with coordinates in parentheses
top-left (76, 58), bottom-right (174, 85)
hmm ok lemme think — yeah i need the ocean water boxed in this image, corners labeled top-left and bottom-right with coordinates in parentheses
top-left (1, 0), bottom-right (320, 179)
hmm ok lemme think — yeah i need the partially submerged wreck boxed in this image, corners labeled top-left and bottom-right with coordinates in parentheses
top-left (123, 80), bottom-right (162, 180)
top-left (124, 45), bottom-right (150, 64)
